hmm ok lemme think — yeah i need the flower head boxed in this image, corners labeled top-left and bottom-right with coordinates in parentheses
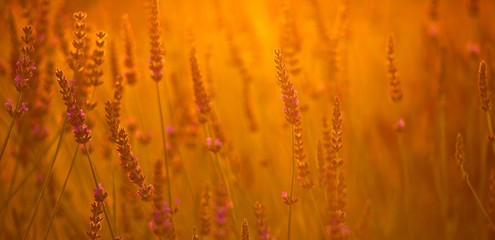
top-left (57, 69), bottom-right (92, 144)
top-left (87, 184), bottom-right (107, 240)
top-left (281, 191), bottom-right (297, 205)
top-left (274, 49), bottom-right (300, 124)
top-left (5, 99), bottom-right (28, 119)
top-left (478, 60), bottom-right (491, 112)
top-left (206, 137), bottom-right (222, 153)
top-left (5, 99), bottom-right (13, 116)
top-left (93, 183), bottom-right (108, 202)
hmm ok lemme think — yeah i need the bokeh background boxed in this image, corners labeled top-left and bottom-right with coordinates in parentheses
top-left (1, 0), bottom-right (495, 239)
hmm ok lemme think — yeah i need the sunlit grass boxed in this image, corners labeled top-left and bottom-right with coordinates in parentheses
top-left (1, 0), bottom-right (495, 239)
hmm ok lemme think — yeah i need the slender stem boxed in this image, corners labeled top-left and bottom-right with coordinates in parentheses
top-left (0, 92), bottom-right (22, 164)
top-left (0, 157), bottom-right (19, 232)
top-left (288, 124), bottom-right (295, 240)
top-left (335, 151), bottom-right (340, 193)
top-left (162, 79), bottom-right (197, 215)
top-left (398, 133), bottom-right (409, 237)
top-left (202, 125), bottom-right (218, 181)
top-left (155, 82), bottom-right (173, 207)
top-left (154, 81), bottom-right (177, 237)
top-left (212, 151), bottom-right (239, 234)
top-left (439, 97), bottom-right (447, 198)
top-left (84, 144), bottom-right (115, 239)
top-left (202, 121), bottom-right (239, 236)
top-left (437, 96), bottom-right (450, 238)
top-left (437, 97), bottom-right (451, 239)
top-left (84, 144), bottom-right (99, 187)
top-left (0, 118), bottom-right (15, 164)
top-left (309, 189), bottom-right (325, 234)
top-left (112, 145), bottom-right (117, 235)
top-left (22, 119), bottom-right (67, 240)
top-left (88, 84), bottom-right (98, 108)
top-left (399, 136), bottom-right (408, 192)
top-left (394, 104), bottom-right (409, 236)
top-left (465, 176), bottom-right (495, 230)
top-left (1, 161), bottom-right (37, 212)
top-left (485, 112), bottom-right (495, 157)
top-left (42, 146), bottom-right (79, 240)
top-left (335, 151), bottom-right (342, 227)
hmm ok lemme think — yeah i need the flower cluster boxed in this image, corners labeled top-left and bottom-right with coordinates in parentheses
top-left (274, 49), bottom-right (300, 125)
top-left (5, 26), bottom-right (36, 119)
top-left (150, 202), bottom-right (175, 240)
top-left (478, 60), bottom-right (491, 112)
top-left (149, 201), bottom-right (176, 239)
top-left (206, 137), bottom-right (222, 153)
top-left (14, 26), bottom-right (36, 92)
top-left (87, 31), bottom-right (107, 87)
top-left (105, 76), bottom-right (123, 143)
top-left (332, 96), bottom-right (343, 154)
top-left (295, 120), bottom-right (314, 189)
top-left (56, 69), bottom-right (91, 144)
top-left (386, 34), bottom-right (403, 103)
top-left (68, 12), bottom-right (87, 72)
top-left (241, 218), bottom-right (249, 240)
top-left (330, 96), bottom-right (344, 168)
top-left (148, 0), bottom-right (165, 82)
top-left (214, 182), bottom-right (232, 239)
top-left (87, 184), bottom-right (108, 240)
top-left (281, 191), bottom-right (297, 205)
top-left (115, 127), bottom-right (154, 201)
top-left (5, 99), bottom-right (28, 119)
top-left (122, 15), bottom-right (139, 85)
top-left (199, 187), bottom-right (211, 236)
top-left (253, 201), bottom-right (275, 240)
top-left (190, 46), bottom-right (212, 122)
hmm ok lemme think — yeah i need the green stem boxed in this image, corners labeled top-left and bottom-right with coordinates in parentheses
top-left (309, 189), bottom-right (325, 235)
top-left (288, 124), bottom-right (295, 240)
top-left (395, 104), bottom-right (409, 235)
top-left (335, 151), bottom-right (342, 227)
top-left (154, 81), bottom-right (177, 238)
top-left (437, 99), bottom-right (451, 238)
top-left (0, 119), bottom-right (15, 165)
top-left (335, 151), bottom-right (340, 191)
top-left (0, 157), bottom-right (19, 232)
top-left (439, 97), bottom-right (447, 198)
top-left (398, 133), bottom-right (409, 236)
top-left (112, 145), bottom-right (117, 235)
top-left (1, 160), bottom-right (38, 212)
top-left (155, 82), bottom-right (173, 207)
top-left (84, 144), bottom-right (115, 239)
top-left (213, 151), bottom-right (239, 234)
top-left (22, 119), bottom-right (67, 240)
top-left (399, 135), bottom-right (408, 194)
top-left (42, 146), bottom-right (79, 240)
top-left (84, 144), bottom-right (99, 188)
top-left (203, 121), bottom-right (239, 236)
top-left (0, 92), bottom-right (22, 164)
top-left (465, 176), bottom-right (495, 230)
top-left (485, 112), bottom-right (495, 158)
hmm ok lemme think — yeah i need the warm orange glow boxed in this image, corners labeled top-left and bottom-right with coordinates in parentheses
top-left (0, 0), bottom-right (494, 239)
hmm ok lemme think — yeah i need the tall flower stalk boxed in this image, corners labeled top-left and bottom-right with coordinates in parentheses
top-left (386, 34), bottom-right (409, 224)
top-left (189, 42), bottom-right (239, 235)
top-left (477, 60), bottom-right (495, 157)
top-left (455, 133), bottom-right (495, 230)
top-left (87, 184), bottom-right (109, 240)
top-left (22, 119), bottom-right (67, 240)
top-left (275, 49), bottom-right (300, 240)
top-left (1, 26), bottom-right (36, 163)
top-left (148, 0), bottom-right (173, 213)
top-left (41, 69), bottom-right (115, 239)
